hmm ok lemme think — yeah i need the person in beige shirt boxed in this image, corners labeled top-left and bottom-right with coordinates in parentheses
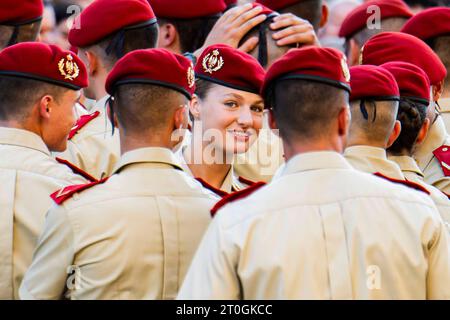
top-left (343, 65), bottom-right (405, 180)
top-left (380, 61), bottom-right (450, 232)
top-left (56, 0), bottom-right (160, 180)
top-left (178, 47), bottom-right (450, 300)
top-left (20, 48), bottom-right (219, 300)
top-left (0, 43), bottom-right (89, 299)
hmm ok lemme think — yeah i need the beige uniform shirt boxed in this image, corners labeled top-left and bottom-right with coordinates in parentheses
top-left (178, 152), bottom-right (450, 300)
top-left (415, 116), bottom-right (450, 193)
top-left (0, 128), bottom-right (86, 300)
top-left (56, 96), bottom-right (121, 180)
top-left (439, 97), bottom-right (450, 132)
top-left (344, 145), bottom-right (405, 179)
top-left (234, 117), bottom-right (285, 183)
top-left (20, 147), bottom-right (219, 300)
top-left (389, 155), bottom-right (450, 233)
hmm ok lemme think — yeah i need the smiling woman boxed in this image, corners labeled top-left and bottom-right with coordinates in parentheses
top-left (177, 44), bottom-right (266, 193)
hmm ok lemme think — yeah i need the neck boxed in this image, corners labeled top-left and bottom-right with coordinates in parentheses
top-left (282, 138), bottom-right (343, 162)
top-left (120, 131), bottom-right (174, 155)
top-left (346, 136), bottom-right (386, 149)
top-left (92, 71), bottom-right (108, 101)
top-left (440, 86), bottom-right (450, 99)
top-left (185, 139), bottom-right (232, 190)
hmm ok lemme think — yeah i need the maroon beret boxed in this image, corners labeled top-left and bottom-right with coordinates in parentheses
top-left (259, 0), bottom-right (301, 11)
top-left (339, 0), bottom-right (413, 38)
top-left (349, 65), bottom-right (399, 102)
top-left (252, 2), bottom-right (277, 17)
top-left (195, 44), bottom-right (265, 94)
top-left (106, 48), bottom-right (195, 99)
top-left (401, 7), bottom-right (450, 42)
top-left (262, 47), bottom-right (351, 101)
top-left (361, 32), bottom-right (446, 86)
top-left (381, 61), bottom-right (431, 104)
top-left (0, 42), bottom-right (88, 90)
top-left (148, 0), bottom-right (226, 19)
top-left (0, 0), bottom-right (43, 25)
top-left (69, 0), bottom-right (156, 48)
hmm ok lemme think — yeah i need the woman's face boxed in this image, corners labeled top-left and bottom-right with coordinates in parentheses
top-left (196, 84), bottom-right (264, 155)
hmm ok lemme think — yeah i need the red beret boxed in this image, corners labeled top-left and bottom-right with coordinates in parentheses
top-left (69, 0), bottom-right (156, 48)
top-left (349, 65), bottom-right (399, 102)
top-left (361, 32), bottom-right (446, 86)
top-left (148, 0), bottom-right (226, 19)
top-left (106, 48), bottom-right (195, 99)
top-left (381, 61), bottom-right (431, 104)
top-left (262, 47), bottom-right (351, 101)
top-left (0, 0), bottom-right (43, 25)
top-left (195, 44), bottom-right (265, 94)
top-left (401, 7), bottom-right (450, 42)
top-left (252, 2), bottom-right (277, 17)
top-left (339, 0), bottom-right (413, 38)
top-left (259, 0), bottom-right (301, 11)
top-left (0, 42), bottom-right (88, 90)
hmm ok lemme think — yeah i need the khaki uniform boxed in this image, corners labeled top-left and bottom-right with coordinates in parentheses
top-left (234, 117), bottom-right (284, 183)
top-left (389, 155), bottom-right (450, 233)
top-left (344, 145), bottom-right (405, 179)
top-left (414, 116), bottom-right (450, 193)
top-left (0, 128), bottom-right (87, 300)
top-left (56, 96), bottom-right (121, 180)
top-left (178, 152), bottom-right (450, 300)
top-left (439, 97), bottom-right (450, 132)
top-left (20, 148), bottom-right (219, 300)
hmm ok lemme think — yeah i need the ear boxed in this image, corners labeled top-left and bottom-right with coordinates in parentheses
top-left (174, 104), bottom-right (188, 131)
top-left (415, 118), bottom-right (430, 146)
top-left (387, 120), bottom-right (402, 148)
top-left (157, 23), bottom-right (178, 50)
top-left (268, 109), bottom-right (278, 131)
top-left (85, 50), bottom-right (98, 77)
top-left (337, 105), bottom-right (350, 137)
top-left (38, 95), bottom-right (53, 120)
top-left (319, 3), bottom-right (329, 28)
top-left (189, 94), bottom-right (202, 120)
top-left (432, 81), bottom-right (444, 101)
top-left (348, 39), bottom-right (360, 67)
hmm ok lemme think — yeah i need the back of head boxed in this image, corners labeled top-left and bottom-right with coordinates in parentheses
top-left (260, 0), bottom-right (323, 31)
top-left (348, 65), bottom-right (401, 147)
top-left (262, 47), bottom-right (351, 144)
top-left (68, 0), bottom-right (159, 71)
top-left (0, 0), bottom-right (44, 48)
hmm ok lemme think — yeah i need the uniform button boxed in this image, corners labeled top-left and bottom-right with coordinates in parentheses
top-left (443, 147), bottom-right (448, 152)
top-left (72, 193), bottom-right (80, 201)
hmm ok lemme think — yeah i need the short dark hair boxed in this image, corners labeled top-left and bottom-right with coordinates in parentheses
top-left (0, 20), bottom-right (42, 49)
top-left (113, 83), bottom-right (188, 134)
top-left (387, 98), bottom-right (427, 155)
top-left (84, 23), bottom-right (159, 71)
top-left (265, 79), bottom-right (348, 141)
top-left (279, 0), bottom-right (323, 31)
top-left (158, 16), bottom-right (220, 53)
top-left (0, 76), bottom-right (67, 121)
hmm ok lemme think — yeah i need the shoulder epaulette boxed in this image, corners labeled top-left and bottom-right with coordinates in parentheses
top-left (195, 178), bottom-right (229, 198)
top-left (210, 181), bottom-right (266, 217)
top-left (374, 172), bottom-right (430, 195)
top-left (55, 157), bottom-right (98, 182)
top-left (50, 178), bottom-right (108, 205)
top-left (433, 145), bottom-right (450, 176)
top-left (68, 111), bottom-right (100, 140)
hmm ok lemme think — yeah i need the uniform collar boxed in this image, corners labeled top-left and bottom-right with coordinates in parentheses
top-left (439, 97), bottom-right (450, 112)
top-left (112, 147), bottom-right (184, 174)
top-left (0, 127), bottom-right (50, 156)
top-left (280, 151), bottom-right (352, 177)
top-left (92, 95), bottom-right (110, 114)
top-left (414, 115), bottom-right (448, 170)
top-left (388, 155), bottom-right (424, 178)
top-left (344, 145), bottom-right (387, 160)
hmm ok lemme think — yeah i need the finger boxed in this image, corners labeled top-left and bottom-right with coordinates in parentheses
top-left (232, 5), bottom-right (264, 27)
top-left (238, 36), bottom-right (259, 53)
top-left (270, 16), bottom-right (310, 30)
top-left (272, 24), bottom-right (312, 40)
top-left (236, 14), bottom-right (267, 36)
top-left (276, 32), bottom-right (317, 47)
top-left (221, 3), bottom-right (254, 24)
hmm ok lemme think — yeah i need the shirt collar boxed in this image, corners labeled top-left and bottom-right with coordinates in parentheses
top-left (280, 151), bottom-right (352, 177)
top-left (112, 147), bottom-right (184, 174)
top-left (344, 145), bottom-right (387, 160)
top-left (92, 95), bottom-right (110, 114)
top-left (388, 155), bottom-right (424, 178)
top-left (0, 127), bottom-right (50, 155)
